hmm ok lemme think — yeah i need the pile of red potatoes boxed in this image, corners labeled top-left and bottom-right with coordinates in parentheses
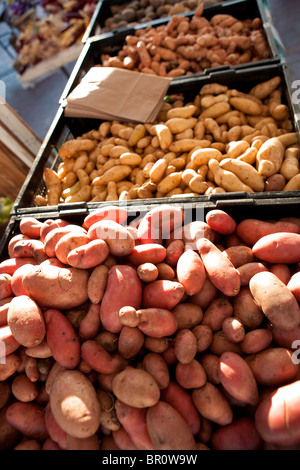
top-left (1, 203), bottom-right (300, 450)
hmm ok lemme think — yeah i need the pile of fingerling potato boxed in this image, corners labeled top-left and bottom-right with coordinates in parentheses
top-left (37, 75), bottom-right (299, 207)
top-left (100, 6), bottom-right (270, 77)
top-left (1, 204), bottom-right (300, 450)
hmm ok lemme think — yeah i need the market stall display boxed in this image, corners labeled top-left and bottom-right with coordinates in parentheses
top-left (1, 0), bottom-right (300, 452)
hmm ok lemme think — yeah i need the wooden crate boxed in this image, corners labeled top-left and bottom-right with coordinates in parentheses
top-left (0, 101), bottom-right (41, 200)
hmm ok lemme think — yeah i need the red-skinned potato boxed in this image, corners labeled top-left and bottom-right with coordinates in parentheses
top-left (115, 400), bottom-right (154, 451)
top-left (22, 265), bottom-right (89, 310)
top-left (233, 286), bottom-right (264, 330)
top-left (246, 347), bottom-right (299, 387)
top-left (43, 225), bottom-right (86, 258)
top-left (87, 264), bottom-right (109, 304)
top-left (0, 274), bottom-right (12, 300)
top-left (39, 218), bottom-right (69, 243)
top-left (11, 264), bottom-right (37, 296)
top-left (137, 263), bottom-right (159, 282)
top-left (0, 406), bottom-right (22, 450)
top-left (0, 258), bottom-right (37, 276)
top-left (81, 340), bottom-right (122, 374)
top-left (19, 217), bottom-right (43, 239)
top-left (0, 297), bottom-right (13, 327)
top-left (112, 367), bottom-right (160, 408)
top-left (119, 306), bottom-right (178, 338)
top-left (8, 234), bottom-right (30, 258)
top-left (142, 280), bottom-right (185, 310)
top-left (11, 374), bottom-right (39, 403)
top-left (100, 265), bottom-right (142, 333)
top-left (7, 295), bottom-right (45, 348)
top-left (83, 206), bottom-right (128, 230)
top-left (222, 317), bottom-right (245, 343)
top-left (87, 220), bottom-right (135, 257)
top-left (172, 221), bottom-right (216, 250)
top-left (0, 325), bottom-right (20, 356)
top-left (192, 382), bottom-right (233, 426)
top-left (237, 262), bottom-right (269, 286)
top-left (44, 309), bottom-right (80, 369)
top-left (218, 351), bottom-right (259, 406)
top-left (211, 417), bottom-right (263, 450)
top-left (66, 433), bottom-right (100, 451)
top-left (0, 382), bottom-right (11, 409)
top-left (118, 326), bottom-right (144, 359)
top-left (223, 245), bottom-right (255, 268)
top-left (202, 297), bottom-right (233, 331)
top-left (255, 380), bottom-right (300, 445)
top-left (67, 239), bottom-right (109, 269)
top-left (269, 263), bottom-right (291, 285)
top-left (236, 218), bottom-right (300, 246)
top-left (160, 381), bottom-right (201, 435)
top-left (127, 243), bottom-right (166, 265)
top-left (175, 358), bottom-right (206, 389)
top-left (197, 238), bottom-right (240, 297)
top-left (240, 328), bottom-right (273, 354)
top-left (190, 277), bottom-right (218, 310)
top-left (5, 402), bottom-right (48, 441)
top-left (11, 239), bottom-right (48, 264)
top-left (49, 369), bottom-right (101, 439)
top-left (165, 239), bottom-right (185, 266)
top-left (176, 249), bottom-right (206, 295)
top-left (142, 352), bottom-right (169, 390)
top-left (252, 232), bottom-right (300, 264)
top-left (199, 352), bottom-right (220, 385)
top-left (0, 353), bottom-right (20, 381)
top-left (25, 340), bottom-right (52, 359)
top-left (249, 271), bottom-right (300, 331)
top-left (79, 303), bottom-right (101, 340)
top-left (146, 401), bottom-right (197, 450)
top-left (192, 324), bottom-right (213, 353)
top-left (112, 427), bottom-right (138, 450)
top-left (137, 205), bottom-right (184, 245)
top-left (171, 302), bottom-right (203, 330)
top-left (55, 231), bottom-right (89, 264)
top-left (174, 329), bottom-right (197, 364)
top-left (206, 209), bottom-right (236, 235)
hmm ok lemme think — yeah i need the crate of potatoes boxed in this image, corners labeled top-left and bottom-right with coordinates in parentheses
top-left (82, 0), bottom-right (233, 41)
top-left (1, 198), bottom-right (300, 450)
top-left (12, 61), bottom-right (300, 215)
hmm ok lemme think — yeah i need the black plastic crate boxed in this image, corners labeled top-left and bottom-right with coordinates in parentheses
top-left (2, 194), bottom-right (300, 262)
top-left (61, 0), bottom-right (280, 103)
top-left (12, 61), bottom-right (300, 216)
